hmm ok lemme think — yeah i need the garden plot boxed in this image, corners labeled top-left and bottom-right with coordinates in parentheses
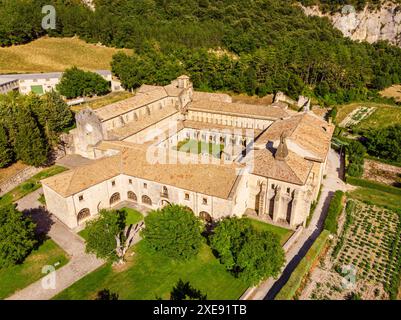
top-left (339, 106), bottom-right (376, 128)
top-left (300, 200), bottom-right (401, 300)
top-left (363, 160), bottom-right (401, 187)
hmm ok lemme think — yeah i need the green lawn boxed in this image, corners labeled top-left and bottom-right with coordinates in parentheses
top-left (53, 242), bottom-right (248, 300)
top-left (78, 208), bottom-right (144, 241)
top-left (348, 187), bottom-right (401, 212)
top-left (0, 239), bottom-right (69, 299)
top-left (175, 139), bottom-right (224, 158)
top-left (245, 218), bottom-right (294, 245)
top-left (0, 165), bottom-right (67, 207)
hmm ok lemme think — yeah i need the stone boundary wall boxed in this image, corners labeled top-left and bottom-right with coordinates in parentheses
top-left (239, 226), bottom-right (304, 300)
top-left (0, 166), bottom-right (42, 197)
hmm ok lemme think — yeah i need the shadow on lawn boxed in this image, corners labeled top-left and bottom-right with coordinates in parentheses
top-left (23, 206), bottom-right (54, 248)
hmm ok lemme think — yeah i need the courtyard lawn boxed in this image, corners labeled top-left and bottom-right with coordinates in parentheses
top-left (175, 139), bottom-right (224, 158)
top-left (0, 239), bottom-right (69, 299)
top-left (53, 242), bottom-right (248, 300)
top-left (0, 165), bottom-right (67, 207)
top-left (245, 218), bottom-right (294, 245)
top-left (78, 208), bottom-right (144, 241)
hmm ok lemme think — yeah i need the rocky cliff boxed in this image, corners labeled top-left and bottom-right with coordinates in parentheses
top-left (302, 2), bottom-right (401, 47)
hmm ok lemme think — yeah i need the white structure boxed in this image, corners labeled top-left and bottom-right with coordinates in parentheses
top-left (42, 76), bottom-right (334, 230)
top-left (0, 70), bottom-right (117, 95)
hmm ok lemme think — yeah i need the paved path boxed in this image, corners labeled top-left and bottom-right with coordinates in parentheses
top-left (7, 188), bottom-right (104, 300)
top-left (248, 149), bottom-right (347, 300)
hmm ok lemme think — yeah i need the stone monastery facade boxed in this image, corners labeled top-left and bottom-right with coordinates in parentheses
top-left (42, 75), bottom-right (334, 229)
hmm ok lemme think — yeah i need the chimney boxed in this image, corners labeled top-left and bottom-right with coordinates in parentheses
top-left (275, 133), bottom-right (289, 161)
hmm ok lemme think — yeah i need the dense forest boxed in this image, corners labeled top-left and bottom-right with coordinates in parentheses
top-left (299, 0), bottom-right (401, 12)
top-left (1, 0), bottom-right (401, 104)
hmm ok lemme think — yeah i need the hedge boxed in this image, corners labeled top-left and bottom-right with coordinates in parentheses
top-left (347, 177), bottom-right (401, 196)
top-left (274, 230), bottom-right (331, 300)
top-left (323, 191), bottom-right (344, 234)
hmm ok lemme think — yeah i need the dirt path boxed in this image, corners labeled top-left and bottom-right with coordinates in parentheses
top-left (6, 188), bottom-right (104, 300)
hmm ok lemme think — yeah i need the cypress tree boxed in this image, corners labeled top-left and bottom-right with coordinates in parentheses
top-left (14, 107), bottom-right (48, 167)
top-left (0, 125), bottom-right (13, 168)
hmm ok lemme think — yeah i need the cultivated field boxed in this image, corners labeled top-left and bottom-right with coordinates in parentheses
top-left (336, 102), bottom-right (401, 130)
top-left (300, 200), bottom-right (401, 300)
top-left (363, 160), bottom-right (401, 187)
top-left (0, 36), bottom-right (132, 74)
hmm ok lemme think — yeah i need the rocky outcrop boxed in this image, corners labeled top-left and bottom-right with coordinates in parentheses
top-left (302, 2), bottom-right (401, 47)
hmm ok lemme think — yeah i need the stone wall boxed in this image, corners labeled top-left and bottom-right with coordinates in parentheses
top-left (0, 166), bottom-right (42, 196)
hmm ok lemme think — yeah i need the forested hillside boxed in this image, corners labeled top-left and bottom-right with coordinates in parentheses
top-left (1, 0), bottom-right (401, 104)
top-left (300, 0), bottom-right (401, 12)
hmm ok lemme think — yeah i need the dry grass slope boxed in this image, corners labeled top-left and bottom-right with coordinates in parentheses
top-left (0, 36), bottom-right (132, 74)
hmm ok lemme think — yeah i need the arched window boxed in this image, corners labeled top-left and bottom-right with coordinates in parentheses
top-left (77, 208), bottom-right (90, 225)
top-left (142, 195), bottom-right (152, 206)
top-left (199, 211), bottom-right (212, 223)
top-left (127, 191), bottom-right (137, 202)
top-left (110, 192), bottom-right (121, 205)
top-left (162, 186), bottom-right (168, 197)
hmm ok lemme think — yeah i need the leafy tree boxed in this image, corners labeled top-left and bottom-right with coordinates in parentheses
top-left (142, 205), bottom-right (203, 260)
top-left (364, 125), bottom-right (401, 162)
top-left (0, 204), bottom-right (37, 268)
top-left (95, 289), bottom-right (119, 300)
top-left (85, 209), bottom-right (127, 262)
top-left (14, 106), bottom-right (48, 167)
top-left (33, 91), bottom-right (73, 144)
top-left (0, 125), bottom-right (13, 168)
top-left (210, 218), bottom-right (285, 286)
top-left (346, 140), bottom-right (366, 178)
top-left (170, 279), bottom-right (207, 300)
top-left (57, 67), bottom-right (110, 99)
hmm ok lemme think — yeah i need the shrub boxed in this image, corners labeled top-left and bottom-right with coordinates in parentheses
top-left (324, 191), bottom-right (344, 234)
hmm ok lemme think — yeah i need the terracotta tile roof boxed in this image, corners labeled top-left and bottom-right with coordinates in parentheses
top-left (188, 100), bottom-right (290, 119)
top-left (192, 91), bottom-right (232, 103)
top-left (183, 120), bottom-right (262, 137)
top-left (42, 146), bottom-right (241, 199)
top-left (257, 112), bottom-right (334, 161)
top-left (252, 149), bottom-right (313, 185)
top-left (107, 106), bottom-right (178, 140)
top-left (94, 85), bottom-right (168, 121)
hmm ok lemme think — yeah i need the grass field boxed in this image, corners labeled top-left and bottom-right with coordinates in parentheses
top-left (175, 139), bottom-right (224, 158)
top-left (0, 36), bottom-right (132, 74)
top-left (78, 208), bottom-right (143, 241)
top-left (53, 242), bottom-right (248, 300)
top-left (0, 239), bottom-right (69, 299)
top-left (71, 91), bottom-right (134, 112)
top-left (245, 218), bottom-right (294, 245)
top-left (336, 102), bottom-right (401, 130)
top-left (348, 187), bottom-right (401, 212)
top-left (0, 165), bottom-right (67, 207)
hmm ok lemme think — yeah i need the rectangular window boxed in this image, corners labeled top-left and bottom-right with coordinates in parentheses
top-left (112, 180), bottom-right (116, 187)
top-left (202, 198), bottom-right (207, 205)
top-left (144, 183), bottom-right (147, 189)
top-left (79, 195), bottom-right (84, 202)
top-left (129, 179), bottom-right (132, 184)
top-left (185, 193), bottom-right (190, 200)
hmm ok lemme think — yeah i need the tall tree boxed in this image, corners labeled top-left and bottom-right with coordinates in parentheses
top-left (14, 106), bottom-right (48, 167)
top-left (142, 205), bottom-right (203, 260)
top-left (0, 125), bottom-right (13, 168)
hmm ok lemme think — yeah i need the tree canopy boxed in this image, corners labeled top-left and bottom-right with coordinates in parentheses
top-left (364, 124), bottom-right (401, 162)
top-left (2, 0), bottom-right (401, 104)
top-left (210, 218), bottom-right (285, 286)
top-left (0, 204), bottom-right (37, 268)
top-left (57, 67), bottom-right (110, 99)
top-left (0, 91), bottom-right (73, 167)
top-left (142, 205), bottom-right (203, 260)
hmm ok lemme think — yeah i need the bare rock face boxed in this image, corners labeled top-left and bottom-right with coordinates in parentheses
top-left (302, 2), bottom-right (401, 47)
